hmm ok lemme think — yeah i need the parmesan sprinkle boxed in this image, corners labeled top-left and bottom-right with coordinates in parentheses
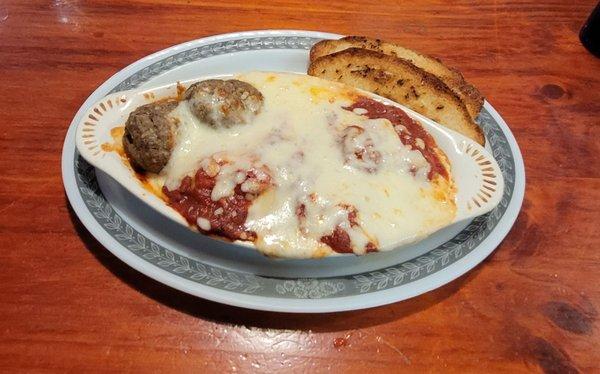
top-left (196, 217), bottom-right (211, 231)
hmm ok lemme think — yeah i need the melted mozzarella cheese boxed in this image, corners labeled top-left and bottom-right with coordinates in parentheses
top-left (159, 72), bottom-right (456, 258)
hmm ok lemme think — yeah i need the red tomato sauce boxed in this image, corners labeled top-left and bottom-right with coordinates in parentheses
top-left (344, 97), bottom-right (449, 180)
top-left (162, 170), bottom-right (256, 241)
top-left (320, 226), bottom-right (378, 254)
top-left (321, 226), bottom-right (353, 253)
top-left (318, 204), bottom-right (378, 254)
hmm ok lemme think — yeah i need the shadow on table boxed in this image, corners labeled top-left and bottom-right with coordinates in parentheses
top-left (68, 199), bottom-right (480, 332)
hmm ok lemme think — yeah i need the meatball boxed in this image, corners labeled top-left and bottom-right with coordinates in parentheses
top-left (123, 101), bottom-right (177, 173)
top-left (183, 79), bottom-right (263, 128)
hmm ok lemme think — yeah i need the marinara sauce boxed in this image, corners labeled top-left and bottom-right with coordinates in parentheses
top-left (162, 170), bottom-right (256, 241)
top-left (344, 97), bottom-right (448, 180)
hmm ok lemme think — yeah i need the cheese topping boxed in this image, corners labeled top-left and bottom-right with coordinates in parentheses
top-left (158, 72), bottom-right (456, 258)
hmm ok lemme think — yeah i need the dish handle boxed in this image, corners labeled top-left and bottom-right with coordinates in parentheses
top-left (75, 91), bottom-right (135, 168)
top-left (453, 138), bottom-right (505, 221)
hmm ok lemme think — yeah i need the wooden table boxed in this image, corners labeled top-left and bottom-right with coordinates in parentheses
top-left (1, 0), bottom-right (599, 372)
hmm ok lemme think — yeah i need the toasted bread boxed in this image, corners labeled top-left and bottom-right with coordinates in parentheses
top-left (310, 36), bottom-right (484, 121)
top-left (308, 48), bottom-right (485, 145)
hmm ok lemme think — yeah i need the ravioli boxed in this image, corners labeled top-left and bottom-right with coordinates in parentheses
top-left (142, 72), bottom-right (456, 258)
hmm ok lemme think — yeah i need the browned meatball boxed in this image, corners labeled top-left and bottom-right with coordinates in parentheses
top-left (183, 79), bottom-right (264, 127)
top-left (123, 101), bottom-right (177, 173)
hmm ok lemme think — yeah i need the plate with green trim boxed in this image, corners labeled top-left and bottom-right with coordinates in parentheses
top-left (62, 30), bottom-right (525, 313)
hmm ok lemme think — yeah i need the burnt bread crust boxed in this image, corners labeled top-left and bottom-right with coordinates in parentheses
top-left (308, 47), bottom-right (485, 145)
top-left (310, 36), bottom-right (484, 122)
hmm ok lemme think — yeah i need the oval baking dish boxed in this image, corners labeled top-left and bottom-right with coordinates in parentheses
top-left (75, 72), bottom-right (504, 258)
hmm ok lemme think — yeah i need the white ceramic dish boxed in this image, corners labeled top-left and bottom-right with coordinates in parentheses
top-left (75, 74), bottom-right (504, 255)
top-left (62, 30), bottom-right (525, 312)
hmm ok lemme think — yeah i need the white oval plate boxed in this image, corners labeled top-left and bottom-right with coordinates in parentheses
top-left (62, 30), bottom-right (525, 312)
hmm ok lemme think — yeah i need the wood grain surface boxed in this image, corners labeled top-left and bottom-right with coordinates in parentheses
top-left (1, 0), bottom-right (599, 372)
